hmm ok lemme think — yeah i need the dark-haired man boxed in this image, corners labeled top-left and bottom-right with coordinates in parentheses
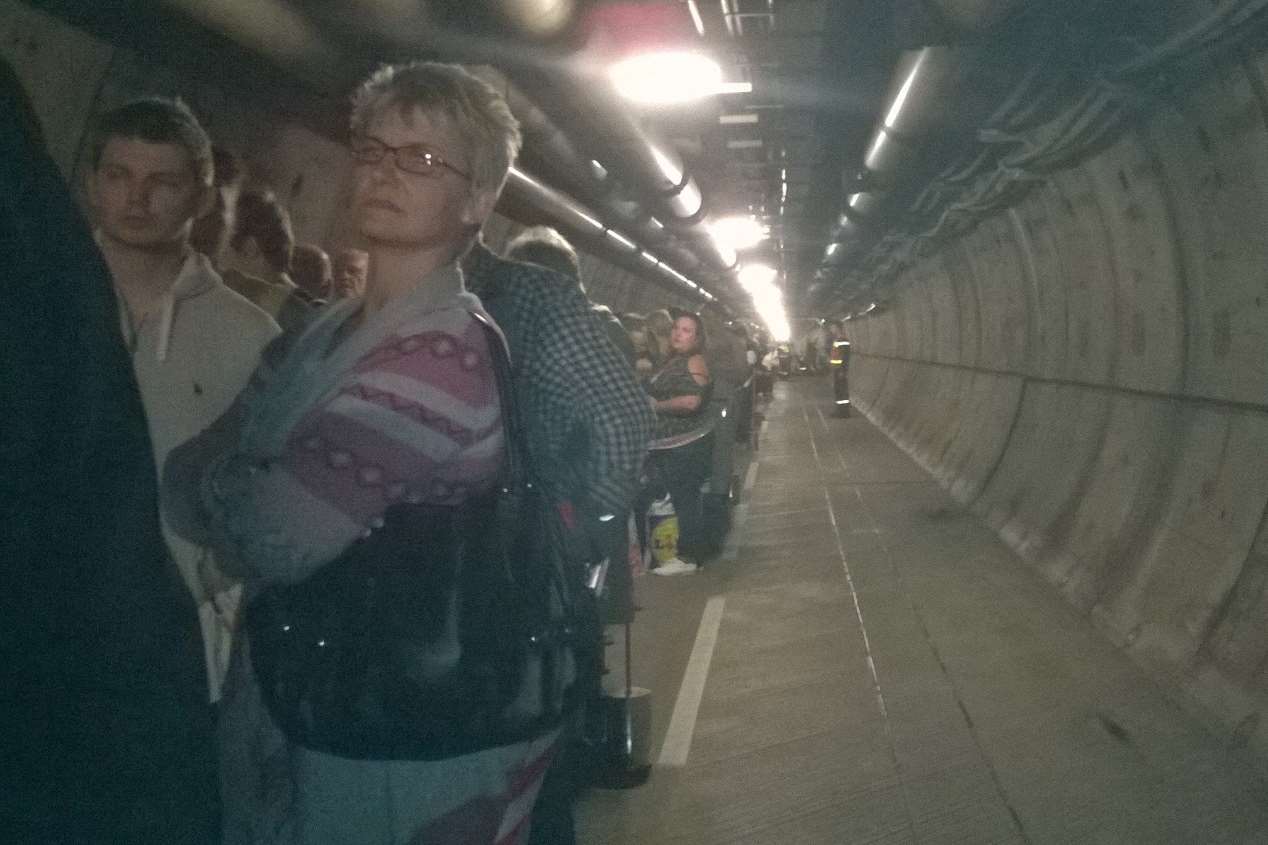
top-left (88, 97), bottom-right (279, 710)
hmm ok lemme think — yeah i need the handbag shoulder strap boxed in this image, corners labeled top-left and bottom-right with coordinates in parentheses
top-left (467, 309), bottom-right (526, 494)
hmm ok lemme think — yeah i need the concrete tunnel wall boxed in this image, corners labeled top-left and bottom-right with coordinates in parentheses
top-left (846, 43), bottom-right (1268, 765)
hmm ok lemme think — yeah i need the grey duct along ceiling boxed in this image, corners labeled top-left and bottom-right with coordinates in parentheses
top-left (811, 0), bottom-right (1268, 318)
top-left (38, 0), bottom-right (1189, 322)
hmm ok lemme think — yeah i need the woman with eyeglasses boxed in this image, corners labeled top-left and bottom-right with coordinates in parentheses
top-left (164, 62), bottom-right (555, 844)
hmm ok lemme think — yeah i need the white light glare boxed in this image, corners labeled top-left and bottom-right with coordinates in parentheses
top-left (610, 51), bottom-right (722, 105)
top-left (737, 263), bottom-right (790, 342)
top-left (710, 216), bottom-right (768, 252)
top-left (687, 0), bottom-right (705, 35)
top-left (738, 264), bottom-right (776, 289)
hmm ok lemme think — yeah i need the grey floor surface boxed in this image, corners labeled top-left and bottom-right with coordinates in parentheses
top-left (574, 378), bottom-right (1268, 844)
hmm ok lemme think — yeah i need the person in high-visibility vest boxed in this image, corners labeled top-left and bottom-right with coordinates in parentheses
top-left (828, 321), bottom-right (851, 417)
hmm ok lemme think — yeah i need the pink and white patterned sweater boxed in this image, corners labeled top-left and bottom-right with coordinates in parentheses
top-left (206, 283), bottom-right (504, 586)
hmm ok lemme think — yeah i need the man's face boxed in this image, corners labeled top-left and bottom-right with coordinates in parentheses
top-left (334, 250), bottom-right (369, 298)
top-left (350, 106), bottom-right (491, 258)
top-left (90, 137), bottom-right (208, 251)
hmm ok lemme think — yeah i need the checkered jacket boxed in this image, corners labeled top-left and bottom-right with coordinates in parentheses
top-left (465, 243), bottom-right (654, 515)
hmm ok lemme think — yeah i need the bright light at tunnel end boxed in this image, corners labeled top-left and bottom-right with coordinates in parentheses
top-left (609, 51), bottom-right (723, 104)
top-left (710, 215), bottom-right (768, 252)
top-left (737, 263), bottom-right (790, 342)
top-left (738, 264), bottom-right (776, 289)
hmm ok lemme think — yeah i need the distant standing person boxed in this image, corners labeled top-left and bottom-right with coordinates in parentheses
top-left (189, 144), bottom-right (242, 263)
top-left (504, 224), bottom-right (637, 365)
top-left (333, 246), bottom-right (369, 298)
top-left (829, 320), bottom-right (851, 417)
top-left (639, 312), bottom-right (713, 575)
top-left (220, 189), bottom-right (314, 333)
top-left (290, 241), bottom-right (332, 303)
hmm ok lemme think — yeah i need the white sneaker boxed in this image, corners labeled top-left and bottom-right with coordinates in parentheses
top-left (652, 558), bottom-right (699, 576)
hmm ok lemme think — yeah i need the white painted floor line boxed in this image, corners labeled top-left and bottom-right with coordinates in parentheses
top-left (802, 397), bottom-right (889, 724)
top-left (743, 460), bottom-right (760, 493)
top-left (823, 488), bottom-right (889, 721)
top-left (800, 403), bottom-right (823, 468)
top-left (657, 595), bottom-right (727, 768)
top-left (815, 403), bottom-right (831, 432)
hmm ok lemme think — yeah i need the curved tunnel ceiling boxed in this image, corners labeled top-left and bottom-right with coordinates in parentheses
top-left (42, 0), bottom-right (1262, 324)
top-left (24, 0), bottom-right (902, 320)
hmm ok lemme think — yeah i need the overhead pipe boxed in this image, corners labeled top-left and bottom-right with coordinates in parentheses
top-left (817, 0), bottom-right (1027, 298)
top-left (503, 168), bottom-right (714, 302)
top-left (816, 43), bottom-right (983, 287)
top-left (927, 0), bottom-right (1028, 32)
top-left (482, 69), bottom-right (738, 296)
top-left (519, 71), bottom-right (739, 280)
top-left (152, 0), bottom-right (735, 304)
top-left (394, 3), bottom-right (744, 298)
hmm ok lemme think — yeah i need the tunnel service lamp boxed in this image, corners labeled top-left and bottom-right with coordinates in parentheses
top-left (738, 263), bottom-right (777, 290)
top-left (736, 262), bottom-right (789, 342)
top-left (609, 50), bottom-right (723, 104)
top-left (495, 0), bottom-right (580, 37)
top-left (710, 215), bottom-right (768, 252)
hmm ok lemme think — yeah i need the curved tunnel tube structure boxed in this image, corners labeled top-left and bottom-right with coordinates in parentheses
top-left (7, 0), bottom-right (1268, 783)
top-left (845, 51), bottom-right (1268, 760)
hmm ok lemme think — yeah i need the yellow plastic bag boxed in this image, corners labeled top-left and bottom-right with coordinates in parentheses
top-left (647, 494), bottom-right (679, 565)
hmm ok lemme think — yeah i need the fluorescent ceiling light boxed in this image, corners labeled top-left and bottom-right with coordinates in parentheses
top-left (726, 139), bottom-right (763, 150)
top-left (687, 0), bottom-right (705, 36)
top-left (710, 215), bottom-right (768, 252)
top-left (719, 113), bottom-right (759, 125)
top-left (885, 50), bottom-right (928, 129)
top-left (604, 229), bottom-right (637, 251)
top-left (736, 264), bottom-right (789, 342)
top-left (738, 263), bottom-right (777, 290)
top-left (717, 81), bottom-right (753, 94)
top-left (610, 51), bottom-right (722, 105)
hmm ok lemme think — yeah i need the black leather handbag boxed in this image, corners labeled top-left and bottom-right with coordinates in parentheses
top-left (246, 315), bottom-right (584, 761)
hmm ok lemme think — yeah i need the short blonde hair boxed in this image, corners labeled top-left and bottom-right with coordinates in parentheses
top-left (350, 61), bottom-right (522, 196)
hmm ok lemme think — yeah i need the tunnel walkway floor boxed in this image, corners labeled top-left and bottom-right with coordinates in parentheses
top-left (575, 376), bottom-right (1268, 844)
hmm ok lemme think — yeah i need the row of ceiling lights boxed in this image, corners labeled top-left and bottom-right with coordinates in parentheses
top-left (603, 17), bottom-right (788, 341)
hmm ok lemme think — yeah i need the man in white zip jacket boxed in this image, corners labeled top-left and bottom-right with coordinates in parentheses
top-left (88, 98), bottom-right (279, 702)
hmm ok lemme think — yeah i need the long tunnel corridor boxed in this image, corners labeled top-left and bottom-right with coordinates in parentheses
top-left (840, 56), bottom-right (1268, 765)
top-left (578, 377), bottom-right (1268, 843)
top-left (5, 0), bottom-right (1268, 840)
